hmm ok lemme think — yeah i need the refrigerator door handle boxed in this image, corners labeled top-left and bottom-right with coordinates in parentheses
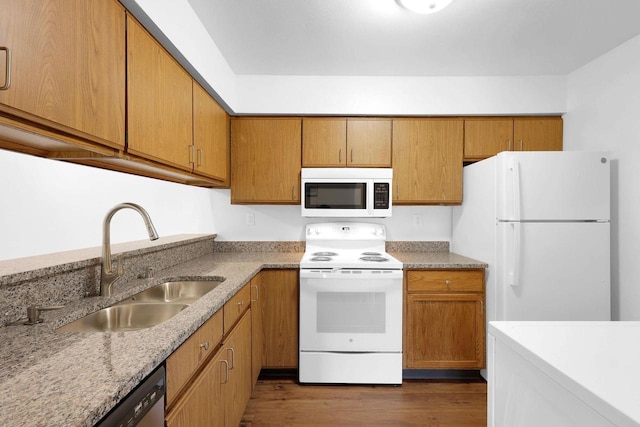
top-left (508, 158), bottom-right (522, 221)
top-left (508, 222), bottom-right (522, 287)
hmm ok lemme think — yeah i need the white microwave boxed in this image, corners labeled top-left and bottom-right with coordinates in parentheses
top-left (301, 168), bottom-right (392, 217)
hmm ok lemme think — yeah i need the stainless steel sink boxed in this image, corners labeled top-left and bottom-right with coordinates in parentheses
top-left (56, 303), bottom-right (188, 333)
top-left (56, 278), bottom-right (225, 333)
top-left (116, 280), bottom-right (224, 305)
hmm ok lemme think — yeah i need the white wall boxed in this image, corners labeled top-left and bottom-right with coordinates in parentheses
top-left (209, 189), bottom-right (452, 242)
top-left (126, 1), bottom-right (568, 116)
top-left (0, 149), bottom-right (216, 261)
top-left (564, 34), bottom-right (640, 320)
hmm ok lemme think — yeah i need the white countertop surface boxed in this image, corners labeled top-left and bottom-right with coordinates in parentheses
top-left (489, 321), bottom-right (640, 426)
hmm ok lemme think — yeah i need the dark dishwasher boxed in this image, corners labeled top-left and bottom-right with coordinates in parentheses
top-left (96, 365), bottom-right (165, 427)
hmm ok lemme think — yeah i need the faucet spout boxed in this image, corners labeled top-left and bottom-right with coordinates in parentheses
top-left (100, 203), bottom-right (159, 297)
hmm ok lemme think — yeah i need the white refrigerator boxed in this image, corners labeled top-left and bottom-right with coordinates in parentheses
top-left (452, 151), bottom-right (611, 326)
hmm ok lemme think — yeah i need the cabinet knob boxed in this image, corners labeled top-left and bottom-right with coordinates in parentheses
top-left (237, 301), bottom-right (244, 307)
top-left (445, 280), bottom-right (451, 286)
top-left (200, 341), bottom-right (210, 351)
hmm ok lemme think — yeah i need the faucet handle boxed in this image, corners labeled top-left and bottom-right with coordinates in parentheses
top-left (25, 305), bottom-right (64, 325)
top-left (115, 253), bottom-right (124, 277)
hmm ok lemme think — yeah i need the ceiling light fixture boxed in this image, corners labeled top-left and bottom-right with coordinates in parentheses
top-left (397, 0), bottom-right (453, 14)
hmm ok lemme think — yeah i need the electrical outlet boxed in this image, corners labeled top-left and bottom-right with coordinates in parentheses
top-left (245, 213), bottom-right (255, 226)
top-left (413, 214), bottom-right (423, 228)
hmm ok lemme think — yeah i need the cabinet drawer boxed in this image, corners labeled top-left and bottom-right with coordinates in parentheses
top-left (407, 269), bottom-right (484, 293)
top-left (166, 309), bottom-right (223, 406)
top-left (224, 283), bottom-right (251, 334)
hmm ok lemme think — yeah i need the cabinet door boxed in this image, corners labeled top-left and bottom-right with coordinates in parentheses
top-left (347, 119), bottom-right (392, 167)
top-left (392, 118), bottom-right (463, 204)
top-left (302, 118), bottom-right (347, 166)
top-left (464, 118), bottom-right (513, 161)
top-left (165, 347), bottom-right (226, 427)
top-left (0, 0), bottom-right (125, 148)
top-left (513, 117), bottom-right (563, 151)
top-left (127, 16), bottom-right (193, 170)
top-left (251, 274), bottom-right (264, 387)
top-left (261, 269), bottom-right (299, 368)
top-left (224, 310), bottom-right (253, 427)
top-left (231, 118), bottom-right (302, 204)
top-left (405, 293), bottom-right (485, 369)
top-left (193, 81), bottom-right (229, 183)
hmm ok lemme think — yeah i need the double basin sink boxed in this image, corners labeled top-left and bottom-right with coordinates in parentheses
top-left (56, 279), bottom-right (224, 333)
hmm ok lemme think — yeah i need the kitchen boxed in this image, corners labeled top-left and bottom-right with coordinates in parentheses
top-left (1, 0), bottom-right (640, 426)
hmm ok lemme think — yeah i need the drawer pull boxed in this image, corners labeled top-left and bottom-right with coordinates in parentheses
top-left (199, 341), bottom-right (210, 351)
top-left (227, 347), bottom-right (236, 370)
top-left (221, 360), bottom-right (229, 384)
top-left (237, 301), bottom-right (244, 307)
top-left (0, 47), bottom-right (11, 90)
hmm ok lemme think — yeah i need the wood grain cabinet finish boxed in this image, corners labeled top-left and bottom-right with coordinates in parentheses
top-left (463, 118), bottom-right (514, 161)
top-left (0, 0), bottom-right (126, 149)
top-left (513, 117), bottom-right (563, 152)
top-left (166, 310), bottom-right (252, 427)
top-left (166, 288), bottom-right (253, 427)
top-left (192, 81), bottom-right (230, 184)
top-left (260, 269), bottom-right (299, 369)
top-left (464, 117), bottom-right (563, 161)
top-left (250, 273), bottom-right (264, 388)
top-left (126, 15), bottom-right (193, 171)
top-left (231, 118), bottom-right (302, 204)
top-left (404, 269), bottom-right (486, 370)
top-left (165, 310), bottom-right (223, 406)
top-left (392, 118), bottom-right (464, 205)
top-left (224, 282), bottom-right (251, 334)
top-left (302, 118), bottom-right (391, 167)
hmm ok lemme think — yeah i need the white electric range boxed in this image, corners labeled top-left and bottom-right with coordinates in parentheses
top-left (299, 222), bottom-right (403, 385)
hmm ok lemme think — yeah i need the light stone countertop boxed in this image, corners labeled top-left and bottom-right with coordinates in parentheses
top-left (0, 249), bottom-right (485, 427)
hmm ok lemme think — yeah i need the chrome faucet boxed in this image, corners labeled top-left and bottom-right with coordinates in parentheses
top-left (100, 203), bottom-right (159, 297)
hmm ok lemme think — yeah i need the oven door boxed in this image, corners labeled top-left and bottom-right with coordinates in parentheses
top-left (299, 269), bottom-right (403, 352)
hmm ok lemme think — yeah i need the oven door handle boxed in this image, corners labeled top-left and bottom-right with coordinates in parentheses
top-left (299, 269), bottom-right (403, 280)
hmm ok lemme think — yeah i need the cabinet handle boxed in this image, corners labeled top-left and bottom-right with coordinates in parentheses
top-left (445, 280), bottom-right (451, 286)
top-left (221, 360), bottom-right (229, 384)
top-left (199, 341), bottom-right (210, 351)
top-left (0, 47), bottom-right (11, 90)
top-left (292, 185), bottom-right (296, 200)
top-left (339, 148), bottom-right (342, 163)
top-left (188, 145), bottom-right (195, 166)
top-left (251, 284), bottom-right (259, 302)
top-left (519, 139), bottom-right (523, 151)
top-left (196, 148), bottom-right (203, 167)
top-left (481, 300), bottom-right (484, 314)
top-left (227, 347), bottom-right (236, 370)
top-left (350, 149), bottom-right (353, 163)
top-left (237, 301), bottom-right (244, 307)
top-left (508, 139), bottom-right (512, 151)
top-left (396, 184), bottom-right (399, 199)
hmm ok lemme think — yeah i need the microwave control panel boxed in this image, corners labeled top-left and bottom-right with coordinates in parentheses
top-left (373, 183), bottom-right (390, 209)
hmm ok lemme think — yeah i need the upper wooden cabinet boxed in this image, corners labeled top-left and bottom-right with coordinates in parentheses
top-left (231, 118), bottom-right (302, 204)
top-left (126, 16), bottom-right (193, 171)
top-left (464, 118), bottom-right (513, 161)
top-left (392, 118), bottom-right (464, 205)
top-left (464, 117), bottom-right (563, 161)
top-left (0, 0), bottom-right (125, 149)
top-left (302, 118), bottom-right (391, 167)
top-left (514, 117), bottom-right (563, 152)
top-left (192, 81), bottom-right (229, 184)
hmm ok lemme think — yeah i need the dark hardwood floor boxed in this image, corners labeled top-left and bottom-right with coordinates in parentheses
top-left (241, 377), bottom-right (487, 426)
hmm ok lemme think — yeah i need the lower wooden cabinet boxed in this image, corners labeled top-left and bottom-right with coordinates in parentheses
top-left (250, 273), bottom-right (264, 387)
top-left (166, 285), bottom-right (253, 427)
top-left (404, 269), bottom-right (486, 369)
top-left (261, 269), bottom-right (299, 369)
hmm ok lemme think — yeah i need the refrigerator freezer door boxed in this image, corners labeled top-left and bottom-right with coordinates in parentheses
top-left (496, 222), bottom-right (610, 321)
top-left (496, 151), bottom-right (610, 221)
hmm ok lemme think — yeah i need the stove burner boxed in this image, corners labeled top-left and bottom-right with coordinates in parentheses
top-left (359, 256), bottom-right (389, 262)
top-left (312, 252), bottom-right (338, 257)
top-left (311, 256), bottom-right (332, 262)
top-left (361, 252), bottom-right (381, 256)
